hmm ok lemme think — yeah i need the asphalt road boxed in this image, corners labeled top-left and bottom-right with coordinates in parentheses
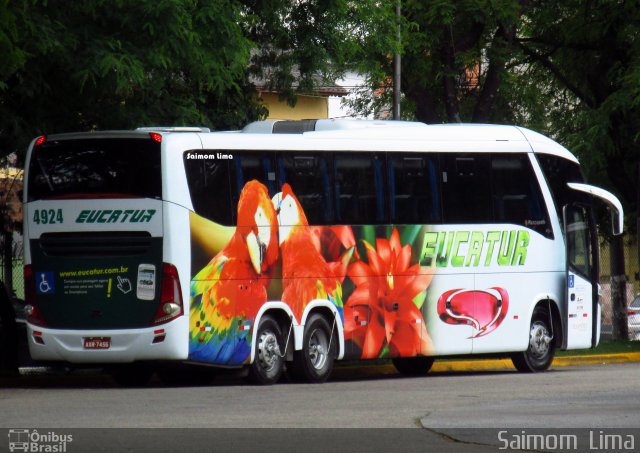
top-left (1, 362), bottom-right (639, 452)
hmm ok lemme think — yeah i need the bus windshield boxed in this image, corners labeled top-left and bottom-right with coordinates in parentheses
top-left (27, 138), bottom-right (161, 201)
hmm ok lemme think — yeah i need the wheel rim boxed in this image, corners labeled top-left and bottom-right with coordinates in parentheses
top-left (529, 321), bottom-right (552, 359)
top-left (308, 328), bottom-right (328, 370)
top-left (257, 329), bottom-right (281, 372)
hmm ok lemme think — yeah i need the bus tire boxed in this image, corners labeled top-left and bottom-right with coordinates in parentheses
top-left (110, 363), bottom-right (154, 387)
top-left (248, 315), bottom-right (285, 385)
top-left (512, 305), bottom-right (555, 373)
top-left (290, 314), bottom-right (335, 383)
top-left (392, 357), bottom-right (434, 376)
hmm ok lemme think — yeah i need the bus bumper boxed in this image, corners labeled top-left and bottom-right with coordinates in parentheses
top-left (25, 317), bottom-right (188, 363)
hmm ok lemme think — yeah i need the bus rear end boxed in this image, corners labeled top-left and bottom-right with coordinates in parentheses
top-left (23, 132), bottom-right (187, 365)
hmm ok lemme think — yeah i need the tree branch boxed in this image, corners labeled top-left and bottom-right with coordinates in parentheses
top-left (517, 40), bottom-right (597, 109)
top-left (517, 37), bottom-right (602, 52)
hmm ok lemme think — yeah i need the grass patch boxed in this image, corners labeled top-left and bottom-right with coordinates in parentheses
top-left (557, 340), bottom-right (640, 356)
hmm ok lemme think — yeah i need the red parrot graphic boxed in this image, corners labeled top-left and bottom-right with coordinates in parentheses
top-left (189, 180), bottom-right (279, 364)
top-left (276, 183), bottom-right (348, 322)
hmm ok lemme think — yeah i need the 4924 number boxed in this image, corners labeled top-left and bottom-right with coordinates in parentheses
top-left (33, 209), bottom-right (63, 224)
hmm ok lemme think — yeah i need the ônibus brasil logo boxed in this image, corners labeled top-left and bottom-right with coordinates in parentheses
top-left (8, 429), bottom-right (73, 452)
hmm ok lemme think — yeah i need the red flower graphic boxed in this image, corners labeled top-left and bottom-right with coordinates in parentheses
top-left (345, 228), bottom-right (433, 358)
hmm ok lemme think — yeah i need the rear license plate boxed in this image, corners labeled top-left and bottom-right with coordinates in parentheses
top-left (83, 337), bottom-right (111, 349)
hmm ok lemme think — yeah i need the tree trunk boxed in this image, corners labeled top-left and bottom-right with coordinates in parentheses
top-left (472, 25), bottom-right (509, 123)
top-left (441, 29), bottom-right (461, 123)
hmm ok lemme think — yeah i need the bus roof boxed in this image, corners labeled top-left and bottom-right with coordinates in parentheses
top-left (209, 122), bottom-right (578, 163)
top-left (39, 121), bottom-right (579, 163)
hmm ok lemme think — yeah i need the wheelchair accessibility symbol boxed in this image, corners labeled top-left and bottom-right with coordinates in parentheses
top-left (37, 272), bottom-right (55, 295)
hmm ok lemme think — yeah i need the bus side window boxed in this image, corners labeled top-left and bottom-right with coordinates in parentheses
top-left (492, 155), bottom-right (552, 237)
top-left (183, 153), bottom-right (233, 225)
top-left (388, 155), bottom-right (442, 224)
top-left (278, 153), bottom-right (333, 225)
top-left (334, 154), bottom-right (385, 224)
top-left (232, 152), bottom-right (277, 224)
top-left (441, 155), bottom-right (491, 224)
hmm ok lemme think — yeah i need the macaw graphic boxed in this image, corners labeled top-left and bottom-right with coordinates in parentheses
top-left (344, 228), bottom-right (434, 359)
top-left (309, 225), bottom-right (358, 278)
top-left (436, 287), bottom-right (509, 338)
top-left (275, 183), bottom-right (351, 322)
top-left (189, 180), bottom-right (279, 365)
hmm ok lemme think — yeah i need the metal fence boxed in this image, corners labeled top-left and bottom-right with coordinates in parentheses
top-left (599, 239), bottom-right (638, 333)
top-left (0, 233), bottom-right (23, 301)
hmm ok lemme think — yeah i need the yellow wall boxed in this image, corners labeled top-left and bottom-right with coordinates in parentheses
top-left (260, 92), bottom-right (329, 120)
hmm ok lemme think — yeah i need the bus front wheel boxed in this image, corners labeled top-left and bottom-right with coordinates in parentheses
top-left (248, 315), bottom-right (285, 385)
top-left (512, 305), bottom-right (555, 373)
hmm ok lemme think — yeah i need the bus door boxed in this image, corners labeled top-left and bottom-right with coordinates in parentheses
top-left (563, 204), bottom-right (598, 349)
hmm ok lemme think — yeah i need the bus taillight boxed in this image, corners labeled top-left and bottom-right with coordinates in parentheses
top-left (152, 263), bottom-right (184, 325)
top-left (23, 265), bottom-right (47, 327)
top-left (34, 135), bottom-right (46, 147)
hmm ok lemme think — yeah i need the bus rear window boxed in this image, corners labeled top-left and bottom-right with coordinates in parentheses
top-left (27, 138), bottom-right (161, 201)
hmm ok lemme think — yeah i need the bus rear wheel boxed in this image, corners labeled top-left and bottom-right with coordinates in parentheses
top-left (248, 315), bottom-right (285, 385)
top-left (290, 314), bottom-right (335, 383)
top-left (512, 305), bottom-right (555, 373)
top-left (392, 357), bottom-right (434, 376)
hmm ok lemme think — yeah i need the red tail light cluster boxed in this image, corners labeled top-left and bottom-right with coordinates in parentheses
top-left (24, 265), bottom-right (47, 327)
top-left (151, 263), bottom-right (184, 325)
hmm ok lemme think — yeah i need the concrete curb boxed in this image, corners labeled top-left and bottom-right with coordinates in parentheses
top-left (431, 352), bottom-right (640, 372)
top-left (332, 352), bottom-right (640, 378)
top-left (552, 352), bottom-right (640, 367)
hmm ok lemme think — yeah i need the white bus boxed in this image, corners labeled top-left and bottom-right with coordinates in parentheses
top-left (22, 120), bottom-right (623, 385)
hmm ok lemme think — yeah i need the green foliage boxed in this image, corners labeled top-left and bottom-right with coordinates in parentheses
top-left (0, 0), bottom-right (254, 158)
top-left (0, 0), bottom-right (25, 90)
top-left (242, 0), bottom-right (397, 105)
top-left (0, 0), bottom-right (400, 158)
top-left (341, 0), bottom-right (638, 226)
top-left (343, 0), bottom-right (530, 123)
top-left (520, 0), bottom-right (640, 218)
